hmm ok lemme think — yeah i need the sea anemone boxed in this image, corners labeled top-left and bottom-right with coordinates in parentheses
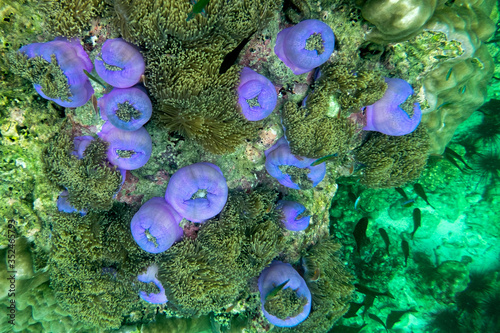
top-left (274, 19), bottom-right (335, 75)
top-left (237, 67), bottom-right (277, 121)
top-left (95, 38), bottom-right (145, 88)
top-left (130, 197), bottom-right (183, 254)
top-left (98, 121), bottom-right (152, 170)
top-left (165, 162), bottom-right (228, 222)
top-left (258, 261), bottom-right (312, 327)
top-left (363, 77), bottom-right (421, 136)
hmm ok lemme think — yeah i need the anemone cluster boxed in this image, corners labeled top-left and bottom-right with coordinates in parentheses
top-left (5, 0), bottom-right (497, 331)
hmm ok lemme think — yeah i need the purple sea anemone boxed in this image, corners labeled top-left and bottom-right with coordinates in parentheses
top-left (238, 67), bottom-right (277, 121)
top-left (137, 264), bottom-right (168, 304)
top-left (363, 77), bottom-right (421, 136)
top-left (165, 162), bottom-right (228, 223)
top-left (57, 190), bottom-right (86, 216)
top-left (258, 261), bottom-right (312, 327)
top-left (130, 197), bottom-right (183, 254)
top-left (98, 86), bottom-right (152, 131)
top-left (265, 137), bottom-right (326, 190)
top-left (98, 121), bottom-right (152, 170)
top-left (95, 38), bottom-right (145, 88)
top-left (274, 19), bottom-right (335, 75)
top-left (18, 37), bottom-right (94, 107)
top-left (277, 200), bottom-right (310, 231)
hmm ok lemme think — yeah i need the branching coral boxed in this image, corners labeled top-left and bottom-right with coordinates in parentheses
top-left (354, 125), bottom-right (430, 188)
top-left (158, 188), bottom-right (283, 316)
top-left (42, 129), bottom-right (122, 212)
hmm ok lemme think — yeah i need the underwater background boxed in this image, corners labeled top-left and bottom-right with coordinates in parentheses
top-left (0, 0), bottom-right (499, 332)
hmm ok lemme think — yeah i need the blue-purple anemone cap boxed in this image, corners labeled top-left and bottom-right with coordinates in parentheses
top-left (165, 162), bottom-right (228, 223)
top-left (137, 264), bottom-right (168, 304)
top-left (363, 77), bottom-right (422, 136)
top-left (277, 200), bottom-right (310, 231)
top-left (99, 85), bottom-right (152, 131)
top-left (57, 190), bottom-right (86, 216)
top-left (265, 137), bottom-right (326, 189)
top-left (98, 121), bottom-right (152, 170)
top-left (258, 261), bottom-right (312, 327)
top-left (274, 19), bottom-right (335, 75)
top-left (18, 38), bottom-right (94, 107)
top-left (95, 38), bottom-right (145, 88)
top-left (238, 67), bottom-right (277, 121)
top-left (131, 197), bottom-right (183, 254)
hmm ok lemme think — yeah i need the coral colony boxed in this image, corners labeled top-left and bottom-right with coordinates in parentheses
top-left (2, 0), bottom-right (498, 332)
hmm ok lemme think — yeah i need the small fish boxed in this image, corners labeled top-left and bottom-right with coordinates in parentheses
top-left (433, 55), bottom-right (448, 60)
top-left (411, 208), bottom-right (421, 239)
top-left (386, 309), bottom-right (417, 329)
top-left (444, 147), bottom-right (472, 171)
top-left (355, 284), bottom-right (394, 299)
top-left (413, 183), bottom-right (434, 209)
top-left (219, 31), bottom-right (256, 75)
top-left (395, 187), bottom-right (409, 201)
top-left (401, 199), bottom-right (415, 208)
top-left (91, 94), bottom-right (99, 116)
top-left (310, 268), bottom-right (321, 281)
top-left (436, 101), bottom-right (453, 110)
top-left (83, 69), bottom-right (107, 89)
top-left (354, 196), bottom-right (361, 210)
top-left (265, 279), bottom-right (289, 300)
top-left (140, 74), bottom-right (147, 87)
top-left (353, 217), bottom-right (369, 254)
top-left (363, 294), bottom-right (375, 313)
top-left (443, 151), bottom-right (465, 172)
top-left (402, 239), bottom-right (409, 267)
top-left (379, 228), bottom-right (390, 255)
top-left (460, 85), bottom-right (467, 94)
top-left (225, 304), bottom-right (235, 312)
top-left (310, 153), bottom-right (338, 166)
top-left (445, 67), bottom-right (453, 81)
top-left (344, 302), bottom-right (364, 318)
top-left (186, 0), bottom-right (210, 21)
top-left (368, 313), bottom-right (388, 332)
top-left (265, 203), bottom-right (273, 214)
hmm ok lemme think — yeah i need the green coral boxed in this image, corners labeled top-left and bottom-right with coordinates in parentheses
top-left (112, 0), bottom-right (279, 46)
top-left (275, 239), bottom-right (354, 333)
top-left (264, 288), bottom-right (308, 320)
top-left (38, 0), bottom-right (105, 37)
top-left (49, 203), bottom-right (155, 329)
top-left (282, 65), bottom-right (386, 159)
top-left (158, 188), bottom-right (284, 316)
top-left (354, 125), bottom-right (431, 188)
top-left (42, 129), bottom-right (122, 212)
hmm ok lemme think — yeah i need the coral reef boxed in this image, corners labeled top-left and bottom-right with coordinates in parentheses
top-left (354, 126), bottom-right (430, 188)
top-left (281, 64), bottom-right (386, 159)
top-left (158, 188), bottom-right (284, 316)
top-left (49, 203), bottom-right (155, 329)
top-left (275, 239), bottom-right (354, 333)
top-left (43, 129), bottom-right (122, 212)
